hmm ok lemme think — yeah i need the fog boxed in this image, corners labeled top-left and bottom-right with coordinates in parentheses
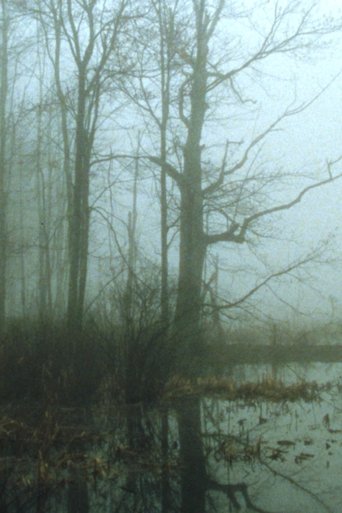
top-left (3, 3), bottom-right (342, 512)
top-left (1, 0), bottom-right (342, 329)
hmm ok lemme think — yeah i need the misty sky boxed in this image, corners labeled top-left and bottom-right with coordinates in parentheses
top-left (7, 0), bottom-right (342, 327)
top-left (119, 0), bottom-right (342, 326)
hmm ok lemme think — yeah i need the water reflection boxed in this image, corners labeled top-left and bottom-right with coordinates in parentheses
top-left (1, 363), bottom-right (342, 512)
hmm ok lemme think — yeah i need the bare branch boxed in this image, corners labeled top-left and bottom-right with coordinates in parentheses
top-left (208, 479), bottom-right (276, 513)
top-left (204, 221), bottom-right (242, 245)
top-left (178, 77), bottom-right (191, 128)
top-left (90, 152), bottom-right (184, 185)
top-left (238, 158), bottom-right (342, 241)
top-left (202, 139), bottom-right (229, 195)
top-left (148, 155), bottom-right (183, 185)
top-left (205, 157), bottom-right (342, 246)
top-left (223, 106), bottom-right (301, 180)
top-left (206, 3), bottom-right (342, 92)
top-left (210, 254), bottom-right (321, 311)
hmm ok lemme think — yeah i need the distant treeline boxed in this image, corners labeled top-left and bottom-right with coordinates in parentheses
top-left (209, 343), bottom-right (342, 366)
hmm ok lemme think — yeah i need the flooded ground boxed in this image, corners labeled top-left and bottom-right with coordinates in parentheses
top-left (1, 362), bottom-right (342, 512)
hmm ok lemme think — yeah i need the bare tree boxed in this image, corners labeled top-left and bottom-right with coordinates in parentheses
top-left (142, 0), bottom-right (342, 368)
top-left (118, 0), bottom-right (181, 329)
top-left (36, 0), bottom-right (133, 328)
top-left (152, 0), bottom-right (177, 329)
top-left (0, 0), bottom-right (9, 330)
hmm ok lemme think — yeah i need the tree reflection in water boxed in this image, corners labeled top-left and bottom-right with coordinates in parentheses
top-left (0, 388), bottom-right (340, 513)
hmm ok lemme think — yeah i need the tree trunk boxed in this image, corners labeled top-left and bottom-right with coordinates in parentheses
top-left (178, 397), bottom-right (207, 513)
top-left (36, 102), bottom-right (52, 321)
top-left (161, 407), bottom-right (170, 513)
top-left (158, 1), bottom-right (171, 329)
top-left (174, 6), bottom-right (209, 369)
top-left (124, 151), bottom-right (139, 404)
top-left (67, 70), bottom-right (89, 329)
top-left (0, 0), bottom-right (8, 331)
top-left (160, 128), bottom-right (169, 328)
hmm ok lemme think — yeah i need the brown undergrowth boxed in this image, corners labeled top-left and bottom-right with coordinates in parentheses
top-left (163, 375), bottom-right (324, 403)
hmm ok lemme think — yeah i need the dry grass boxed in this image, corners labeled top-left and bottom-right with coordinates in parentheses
top-left (163, 375), bottom-right (323, 403)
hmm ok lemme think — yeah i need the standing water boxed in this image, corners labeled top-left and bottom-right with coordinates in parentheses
top-left (1, 362), bottom-right (342, 513)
